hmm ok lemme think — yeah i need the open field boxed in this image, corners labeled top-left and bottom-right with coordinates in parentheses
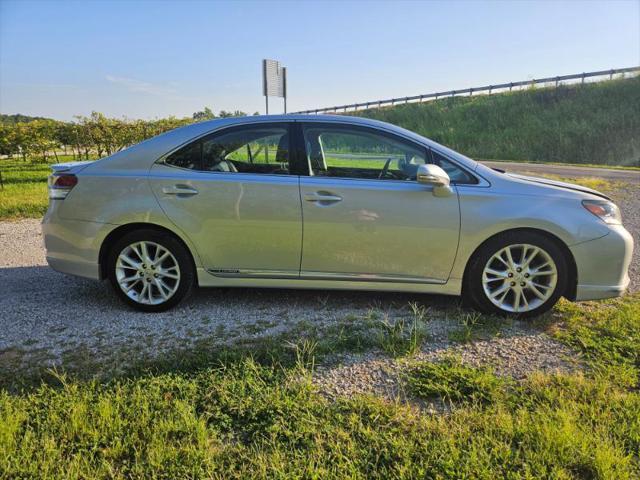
top-left (482, 160), bottom-right (640, 181)
top-left (0, 156), bottom-right (97, 219)
top-left (1, 179), bottom-right (639, 477)
top-left (355, 76), bottom-right (640, 166)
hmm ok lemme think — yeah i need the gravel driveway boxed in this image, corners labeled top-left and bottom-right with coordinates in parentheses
top-left (1, 181), bottom-right (638, 394)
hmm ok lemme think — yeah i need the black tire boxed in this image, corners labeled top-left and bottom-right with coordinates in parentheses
top-left (107, 229), bottom-right (195, 312)
top-left (463, 231), bottom-right (569, 318)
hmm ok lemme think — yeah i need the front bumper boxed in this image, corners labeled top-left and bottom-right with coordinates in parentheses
top-left (570, 224), bottom-right (634, 301)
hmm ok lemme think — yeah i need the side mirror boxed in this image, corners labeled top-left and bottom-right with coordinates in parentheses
top-left (416, 164), bottom-right (452, 197)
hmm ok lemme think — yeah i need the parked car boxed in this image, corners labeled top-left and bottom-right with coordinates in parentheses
top-left (42, 115), bottom-right (633, 316)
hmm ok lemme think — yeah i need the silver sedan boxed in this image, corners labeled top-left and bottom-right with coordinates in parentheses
top-left (42, 115), bottom-right (633, 316)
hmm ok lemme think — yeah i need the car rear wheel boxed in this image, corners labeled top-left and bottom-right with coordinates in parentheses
top-left (107, 229), bottom-right (194, 312)
top-left (464, 232), bottom-right (568, 318)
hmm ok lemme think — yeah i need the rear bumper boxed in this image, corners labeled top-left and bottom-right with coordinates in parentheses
top-left (570, 224), bottom-right (634, 301)
top-left (46, 255), bottom-right (100, 280)
top-left (42, 206), bottom-right (112, 281)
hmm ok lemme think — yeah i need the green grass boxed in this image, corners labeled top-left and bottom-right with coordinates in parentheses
top-left (517, 172), bottom-right (624, 193)
top-left (0, 160), bottom-right (51, 219)
top-left (0, 156), bottom-right (98, 220)
top-left (354, 76), bottom-right (640, 166)
top-left (1, 295), bottom-right (639, 478)
top-left (482, 158), bottom-right (640, 171)
top-left (407, 356), bottom-right (508, 403)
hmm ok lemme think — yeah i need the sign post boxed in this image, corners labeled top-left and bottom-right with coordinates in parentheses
top-left (262, 59), bottom-right (287, 114)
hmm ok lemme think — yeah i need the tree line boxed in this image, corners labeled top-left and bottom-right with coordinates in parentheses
top-left (0, 108), bottom-right (256, 162)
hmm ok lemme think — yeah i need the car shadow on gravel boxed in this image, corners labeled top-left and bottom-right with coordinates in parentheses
top-left (1, 264), bottom-right (463, 315)
top-left (1, 265), bottom-right (575, 396)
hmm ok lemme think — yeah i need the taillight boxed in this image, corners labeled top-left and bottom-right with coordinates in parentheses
top-left (48, 173), bottom-right (78, 199)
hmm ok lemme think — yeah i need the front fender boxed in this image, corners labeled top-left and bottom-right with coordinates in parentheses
top-left (448, 187), bottom-right (609, 283)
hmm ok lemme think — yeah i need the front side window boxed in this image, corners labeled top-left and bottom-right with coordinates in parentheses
top-left (302, 124), bottom-right (427, 181)
top-left (165, 124), bottom-right (291, 175)
top-left (431, 150), bottom-right (477, 184)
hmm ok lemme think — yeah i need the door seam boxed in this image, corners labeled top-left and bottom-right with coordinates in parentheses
top-left (297, 175), bottom-right (304, 276)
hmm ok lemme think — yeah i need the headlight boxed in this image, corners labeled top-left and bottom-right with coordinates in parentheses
top-left (582, 199), bottom-right (622, 225)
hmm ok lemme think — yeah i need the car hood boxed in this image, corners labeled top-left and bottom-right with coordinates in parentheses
top-left (506, 173), bottom-right (611, 200)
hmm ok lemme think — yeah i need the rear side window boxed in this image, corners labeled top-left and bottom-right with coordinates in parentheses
top-left (165, 124), bottom-right (291, 175)
top-left (166, 141), bottom-right (200, 170)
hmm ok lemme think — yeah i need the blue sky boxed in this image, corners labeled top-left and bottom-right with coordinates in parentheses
top-left (1, 0), bottom-right (638, 120)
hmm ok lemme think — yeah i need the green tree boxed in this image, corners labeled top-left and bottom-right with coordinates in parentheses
top-left (192, 107), bottom-right (215, 121)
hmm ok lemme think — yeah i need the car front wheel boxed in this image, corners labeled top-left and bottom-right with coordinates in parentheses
top-left (107, 229), bottom-right (194, 312)
top-left (464, 232), bottom-right (569, 317)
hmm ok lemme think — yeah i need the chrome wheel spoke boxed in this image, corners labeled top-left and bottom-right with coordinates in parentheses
top-left (520, 291), bottom-right (530, 311)
top-left (120, 273), bottom-right (140, 283)
top-left (131, 244), bottom-right (144, 262)
top-left (490, 283), bottom-right (510, 299)
top-left (140, 242), bottom-right (152, 264)
top-left (494, 249), bottom-right (511, 269)
top-left (118, 254), bottom-right (140, 270)
top-left (513, 289), bottom-right (522, 312)
top-left (530, 264), bottom-right (556, 277)
top-left (154, 278), bottom-right (171, 299)
top-left (158, 270), bottom-right (179, 280)
top-left (484, 268), bottom-right (509, 279)
top-left (116, 241), bottom-right (180, 305)
top-left (529, 282), bottom-right (548, 299)
top-left (126, 278), bottom-right (142, 292)
top-left (521, 246), bottom-right (540, 269)
top-left (503, 248), bottom-right (516, 270)
top-left (155, 249), bottom-right (170, 264)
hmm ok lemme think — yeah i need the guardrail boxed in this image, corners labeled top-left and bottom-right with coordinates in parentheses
top-left (293, 66), bottom-right (640, 115)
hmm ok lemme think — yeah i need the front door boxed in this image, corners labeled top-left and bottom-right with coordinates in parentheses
top-left (298, 122), bottom-right (460, 283)
top-left (149, 122), bottom-right (302, 277)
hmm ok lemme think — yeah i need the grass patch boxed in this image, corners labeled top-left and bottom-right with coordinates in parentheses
top-left (482, 158), bottom-right (640, 171)
top-left (522, 172), bottom-right (624, 193)
top-left (0, 160), bottom-right (51, 219)
top-left (376, 302), bottom-right (430, 356)
top-left (448, 310), bottom-right (507, 343)
top-left (355, 76), bottom-right (640, 166)
top-left (407, 356), bottom-right (507, 403)
top-left (553, 294), bottom-right (640, 387)
top-left (0, 157), bottom-right (97, 220)
top-left (1, 295), bottom-right (639, 477)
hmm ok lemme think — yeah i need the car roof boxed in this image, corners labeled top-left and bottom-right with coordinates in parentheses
top-left (88, 114), bottom-right (479, 172)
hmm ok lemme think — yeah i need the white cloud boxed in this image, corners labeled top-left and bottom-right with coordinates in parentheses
top-left (105, 75), bottom-right (177, 97)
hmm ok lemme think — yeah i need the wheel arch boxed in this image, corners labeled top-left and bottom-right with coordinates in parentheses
top-left (461, 227), bottom-right (578, 300)
top-left (99, 222), bottom-right (199, 284)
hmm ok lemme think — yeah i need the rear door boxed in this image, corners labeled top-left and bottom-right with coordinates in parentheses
top-left (149, 122), bottom-right (303, 277)
top-left (298, 122), bottom-right (461, 283)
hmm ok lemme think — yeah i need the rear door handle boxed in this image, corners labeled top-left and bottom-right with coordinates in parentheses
top-left (304, 192), bottom-right (343, 204)
top-left (162, 185), bottom-right (199, 196)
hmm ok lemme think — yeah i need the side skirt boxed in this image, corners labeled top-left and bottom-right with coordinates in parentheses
top-left (198, 268), bottom-right (462, 296)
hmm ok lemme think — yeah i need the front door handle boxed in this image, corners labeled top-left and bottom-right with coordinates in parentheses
top-left (162, 185), bottom-right (199, 196)
top-left (304, 192), bottom-right (343, 204)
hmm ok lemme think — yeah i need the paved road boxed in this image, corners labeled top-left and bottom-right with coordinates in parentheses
top-left (482, 161), bottom-right (640, 182)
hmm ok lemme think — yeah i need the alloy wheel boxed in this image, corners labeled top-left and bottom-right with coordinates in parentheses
top-left (481, 243), bottom-right (557, 313)
top-left (115, 241), bottom-right (181, 305)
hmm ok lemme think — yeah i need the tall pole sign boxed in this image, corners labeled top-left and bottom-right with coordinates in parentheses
top-left (262, 59), bottom-right (287, 114)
